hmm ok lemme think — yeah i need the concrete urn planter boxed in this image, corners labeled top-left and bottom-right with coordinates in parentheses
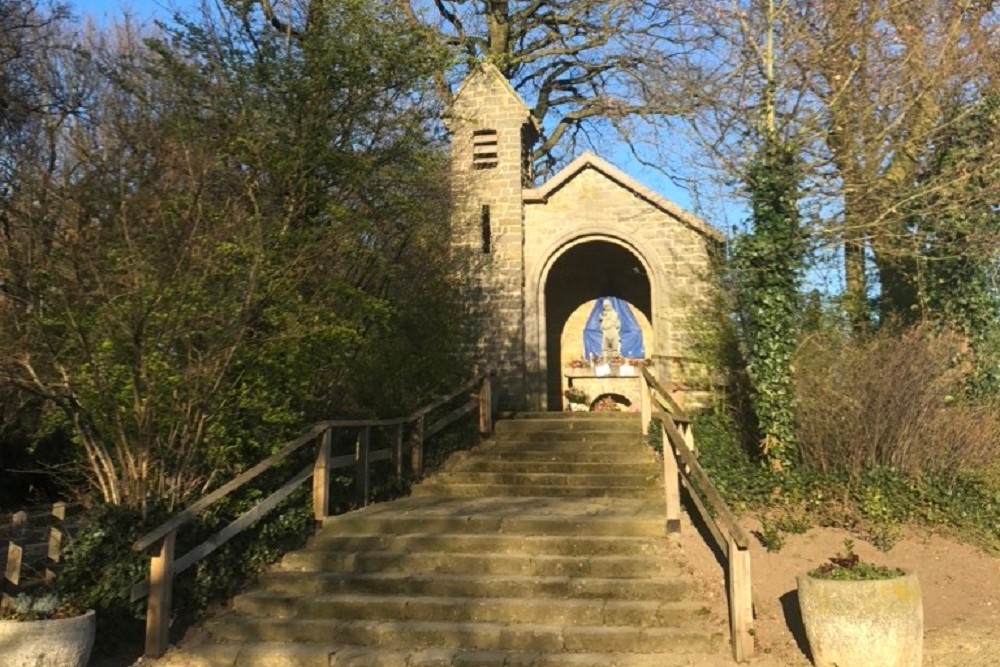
top-left (0, 609), bottom-right (96, 667)
top-left (797, 571), bottom-right (923, 667)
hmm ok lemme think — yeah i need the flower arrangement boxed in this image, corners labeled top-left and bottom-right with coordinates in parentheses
top-left (563, 387), bottom-right (589, 405)
top-left (592, 396), bottom-right (625, 412)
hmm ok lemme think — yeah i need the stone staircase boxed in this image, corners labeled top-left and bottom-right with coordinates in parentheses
top-left (159, 413), bottom-right (729, 667)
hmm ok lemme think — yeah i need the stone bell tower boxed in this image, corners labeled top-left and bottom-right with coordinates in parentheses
top-left (446, 63), bottom-right (539, 409)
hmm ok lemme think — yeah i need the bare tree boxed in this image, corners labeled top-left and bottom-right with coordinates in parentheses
top-left (382, 0), bottom-right (710, 174)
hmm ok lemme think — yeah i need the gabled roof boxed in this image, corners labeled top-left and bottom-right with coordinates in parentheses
top-left (523, 151), bottom-right (724, 242)
top-left (448, 62), bottom-right (541, 132)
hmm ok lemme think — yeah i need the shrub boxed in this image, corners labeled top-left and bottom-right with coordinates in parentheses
top-left (794, 323), bottom-right (1000, 480)
top-left (694, 405), bottom-right (1000, 552)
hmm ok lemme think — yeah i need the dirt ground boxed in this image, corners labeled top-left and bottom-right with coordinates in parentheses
top-left (679, 515), bottom-right (1000, 666)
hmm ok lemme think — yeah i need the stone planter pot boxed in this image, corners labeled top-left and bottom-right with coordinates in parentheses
top-left (797, 571), bottom-right (922, 667)
top-left (0, 609), bottom-right (96, 667)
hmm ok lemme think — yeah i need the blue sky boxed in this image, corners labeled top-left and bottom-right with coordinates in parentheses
top-left (72, 0), bottom-right (182, 22)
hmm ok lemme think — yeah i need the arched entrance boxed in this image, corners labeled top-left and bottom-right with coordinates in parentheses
top-left (542, 239), bottom-right (653, 410)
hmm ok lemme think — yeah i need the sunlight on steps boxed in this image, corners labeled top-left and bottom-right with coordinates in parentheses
top-left (152, 414), bottom-right (730, 667)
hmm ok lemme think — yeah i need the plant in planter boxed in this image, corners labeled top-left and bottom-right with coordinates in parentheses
top-left (797, 539), bottom-right (922, 667)
top-left (563, 387), bottom-right (590, 411)
top-left (0, 592), bottom-right (96, 667)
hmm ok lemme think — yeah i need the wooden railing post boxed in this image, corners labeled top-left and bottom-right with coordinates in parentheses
top-left (145, 530), bottom-right (177, 659)
top-left (662, 425), bottom-right (682, 534)
top-left (391, 423), bottom-right (404, 481)
top-left (410, 416), bottom-right (425, 478)
top-left (2, 541), bottom-right (22, 610)
top-left (728, 539), bottom-right (754, 661)
top-left (641, 376), bottom-right (652, 436)
top-left (46, 525), bottom-right (63, 583)
top-left (313, 427), bottom-right (332, 521)
top-left (355, 426), bottom-right (371, 506)
top-left (478, 375), bottom-right (493, 436)
top-left (682, 422), bottom-right (696, 455)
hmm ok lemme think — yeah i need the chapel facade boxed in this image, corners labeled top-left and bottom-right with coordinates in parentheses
top-left (446, 63), bottom-right (723, 412)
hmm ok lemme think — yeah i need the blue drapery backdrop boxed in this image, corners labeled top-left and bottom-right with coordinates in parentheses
top-left (583, 296), bottom-right (644, 358)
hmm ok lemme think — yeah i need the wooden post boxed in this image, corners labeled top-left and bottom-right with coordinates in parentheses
top-left (728, 539), bottom-right (754, 662)
top-left (478, 376), bottom-right (493, 436)
top-left (313, 427), bottom-right (332, 521)
top-left (641, 378), bottom-right (652, 437)
top-left (662, 426), bottom-right (681, 534)
top-left (391, 424), bottom-right (404, 481)
top-left (410, 416), bottom-right (425, 478)
top-left (355, 427), bottom-right (371, 506)
top-left (144, 530), bottom-right (176, 659)
top-left (2, 541), bottom-right (22, 610)
top-left (682, 422), bottom-right (697, 455)
top-left (11, 510), bottom-right (28, 537)
top-left (45, 526), bottom-right (63, 582)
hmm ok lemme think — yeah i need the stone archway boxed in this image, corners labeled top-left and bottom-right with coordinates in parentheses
top-left (541, 240), bottom-right (652, 410)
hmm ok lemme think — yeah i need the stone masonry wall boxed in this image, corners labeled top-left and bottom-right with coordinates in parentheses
top-left (448, 68), bottom-right (532, 408)
top-left (523, 166), bottom-right (716, 405)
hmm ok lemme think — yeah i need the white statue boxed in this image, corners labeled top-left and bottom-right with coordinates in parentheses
top-left (599, 299), bottom-right (621, 358)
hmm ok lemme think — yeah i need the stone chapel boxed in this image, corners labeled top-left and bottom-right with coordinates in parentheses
top-left (446, 63), bottom-right (723, 412)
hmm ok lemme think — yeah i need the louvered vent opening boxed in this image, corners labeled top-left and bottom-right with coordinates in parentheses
top-left (472, 129), bottom-right (499, 169)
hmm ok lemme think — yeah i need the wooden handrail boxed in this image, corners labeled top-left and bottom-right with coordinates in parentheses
top-left (657, 407), bottom-right (750, 549)
top-left (641, 370), bottom-right (753, 662)
top-left (131, 370), bottom-right (494, 659)
top-left (133, 424), bottom-right (327, 551)
top-left (640, 366), bottom-right (690, 422)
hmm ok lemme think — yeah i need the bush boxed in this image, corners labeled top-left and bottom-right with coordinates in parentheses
top-left (794, 323), bottom-right (1000, 479)
top-left (58, 487), bottom-right (314, 652)
top-left (694, 405), bottom-right (1000, 552)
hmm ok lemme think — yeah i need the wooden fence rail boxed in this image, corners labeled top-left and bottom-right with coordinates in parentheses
top-left (640, 367), bottom-right (754, 662)
top-left (130, 372), bottom-right (494, 659)
top-left (0, 501), bottom-right (78, 610)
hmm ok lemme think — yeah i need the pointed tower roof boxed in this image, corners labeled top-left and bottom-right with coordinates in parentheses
top-left (446, 62), bottom-right (540, 132)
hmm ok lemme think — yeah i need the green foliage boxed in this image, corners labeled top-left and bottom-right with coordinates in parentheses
top-left (808, 540), bottom-right (904, 581)
top-left (909, 96), bottom-right (1000, 396)
top-left (730, 137), bottom-right (804, 470)
top-left (0, 0), bottom-right (473, 512)
top-left (58, 487), bottom-right (314, 650)
top-left (757, 518), bottom-right (784, 552)
top-left (646, 417), bottom-right (663, 455)
top-left (695, 408), bottom-right (1000, 553)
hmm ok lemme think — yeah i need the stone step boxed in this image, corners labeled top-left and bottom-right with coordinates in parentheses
top-left (205, 617), bottom-right (721, 654)
top-left (157, 643), bottom-right (734, 667)
top-left (256, 571), bottom-right (693, 601)
top-left (323, 514), bottom-right (665, 537)
top-left (410, 483), bottom-right (659, 499)
top-left (279, 550), bottom-right (679, 578)
top-left (453, 461), bottom-right (655, 475)
top-left (499, 412), bottom-right (640, 421)
top-left (233, 592), bottom-right (710, 628)
top-left (495, 420), bottom-right (641, 435)
top-left (305, 533), bottom-right (670, 557)
top-left (492, 432), bottom-right (642, 446)
top-left (431, 472), bottom-right (659, 488)
top-left (491, 450), bottom-right (650, 464)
